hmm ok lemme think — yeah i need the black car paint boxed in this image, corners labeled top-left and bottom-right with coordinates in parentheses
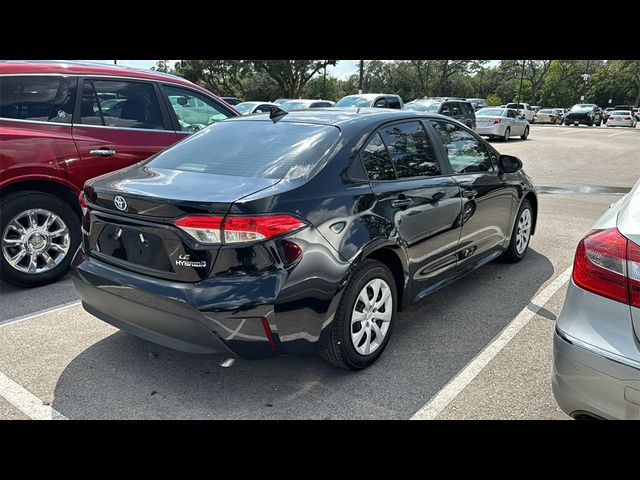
top-left (72, 109), bottom-right (537, 360)
top-left (564, 105), bottom-right (602, 125)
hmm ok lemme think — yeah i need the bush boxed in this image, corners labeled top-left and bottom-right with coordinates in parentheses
top-left (486, 93), bottom-right (502, 106)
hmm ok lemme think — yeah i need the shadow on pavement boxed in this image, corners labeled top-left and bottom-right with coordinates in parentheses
top-left (52, 249), bottom-right (555, 419)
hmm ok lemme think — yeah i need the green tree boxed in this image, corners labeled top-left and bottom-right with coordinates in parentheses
top-left (252, 60), bottom-right (337, 98)
top-left (242, 71), bottom-right (281, 102)
top-left (172, 60), bottom-right (249, 97)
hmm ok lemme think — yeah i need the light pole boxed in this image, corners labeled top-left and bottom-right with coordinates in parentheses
top-left (358, 60), bottom-right (364, 95)
top-left (517, 60), bottom-right (526, 104)
top-left (322, 63), bottom-right (327, 99)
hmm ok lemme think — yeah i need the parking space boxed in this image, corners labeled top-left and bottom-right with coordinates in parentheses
top-left (0, 124), bottom-right (638, 419)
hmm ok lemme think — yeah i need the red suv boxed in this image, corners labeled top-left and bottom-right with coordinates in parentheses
top-left (0, 61), bottom-right (239, 287)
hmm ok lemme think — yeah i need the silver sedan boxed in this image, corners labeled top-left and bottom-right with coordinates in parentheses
top-left (475, 107), bottom-right (530, 141)
top-left (552, 176), bottom-right (640, 419)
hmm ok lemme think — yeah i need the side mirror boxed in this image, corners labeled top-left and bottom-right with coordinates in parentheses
top-left (498, 154), bottom-right (522, 173)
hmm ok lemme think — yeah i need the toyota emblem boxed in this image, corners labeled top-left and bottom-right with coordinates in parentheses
top-left (114, 196), bottom-right (127, 211)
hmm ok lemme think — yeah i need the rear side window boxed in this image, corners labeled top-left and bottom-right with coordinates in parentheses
top-left (162, 85), bottom-right (232, 132)
top-left (148, 120), bottom-right (340, 179)
top-left (379, 121), bottom-right (441, 178)
top-left (361, 133), bottom-right (396, 181)
top-left (450, 103), bottom-right (463, 116)
top-left (386, 96), bottom-right (401, 109)
top-left (431, 120), bottom-right (493, 174)
top-left (80, 79), bottom-right (164, 130)
top-left (0, 75), bottom-right (75, 123)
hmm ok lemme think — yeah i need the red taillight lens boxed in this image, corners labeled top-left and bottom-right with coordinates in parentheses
top-left (573, 228), bottom-right (628, 304)
top-left (79, 191), bottom-right (88, 215)
top-left (223, 215), bottom-right (304, 243)
top-left (174, 215), bottom-right (223, 244)
top-left (492, 118), bottom-right (502, 124)
top-left (174, 214), bottom-right (305, 245)
top-left (627, 240), bottom-right (640, 308)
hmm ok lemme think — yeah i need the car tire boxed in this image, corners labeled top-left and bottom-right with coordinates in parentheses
top-left (320, 259), bottom-right (397, 370)
top-left (0, 191), bottom-right (81, 288)
top-left (502, 127), bottom-right (510, 142)
top-left (596, 119), bottom-right (602, 126)
top-left (501, 199), bottom-right (533, 263)
top-left (520, 126), bottom-right (529, 140)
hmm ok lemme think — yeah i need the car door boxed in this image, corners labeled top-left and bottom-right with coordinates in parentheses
top-left (429, 119), bottom-right (513, 265)
top-left (507, 109), bottom-right (525, 135)
top-left (159, 84), bottom-right (236, 137)
top-left (72, 78), bottom-right (178, 179)
top-left (362, 120), bottom-right (462, 298)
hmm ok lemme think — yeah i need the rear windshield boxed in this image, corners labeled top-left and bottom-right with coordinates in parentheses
top-left (280, 100), bottom-right (311, 111)
top-left (476, 108), bottom-right (504, 116)
top-left (611, 111), bottom-right (631, 115)
top-left (148, 120), bottom-right (340, 179)
top-left (538, 109), bottom-right (553, 114)
top-left (506, 103), bottom-right (525, 109)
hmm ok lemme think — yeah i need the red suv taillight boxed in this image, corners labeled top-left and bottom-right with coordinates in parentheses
top-left (572, 228), bottom-right (640, 307)
top-left (174, 214), bottom-right (306, 245)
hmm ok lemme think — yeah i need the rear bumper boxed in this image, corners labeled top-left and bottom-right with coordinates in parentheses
top-left (476, 124), bottom-right (504, 136)
top-left (552, 328), bottom-right (640, 419)
top-left (71, 248), bottom-right (283, 359)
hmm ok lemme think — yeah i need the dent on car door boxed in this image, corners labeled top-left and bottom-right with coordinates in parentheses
top-left (361, 121), bottom-right (462, 299)
top-left (430, 120), bottom-right (512, 264)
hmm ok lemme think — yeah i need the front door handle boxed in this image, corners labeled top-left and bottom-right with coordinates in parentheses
top-left (391, 197), bottom-right (414, 208)
top-left (462, 188), bottom-right (477, 199)
top-left (90, 149), bottom-right (117, 157)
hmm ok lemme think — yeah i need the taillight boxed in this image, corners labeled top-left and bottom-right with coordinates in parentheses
top-left (624, 117), bottom-right (632, 120)
top-left (174, 214), bottom-right (305, 245)
top-left (492, 118), bottom-right (502, 124)
top-left (174, 216), bottom-right (223, 244)
top-left (627, 241), bottom-right (640, 308)
top-left (572, 228), bottom-right (628, 304)
top-left (79, 191), bottom-right (88, 215)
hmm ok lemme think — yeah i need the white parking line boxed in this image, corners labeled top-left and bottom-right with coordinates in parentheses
top-left (607, 131), bottom-right (631, 137)
top-left (0, 371), bottom-right (67, 420)
top-left (411, 266), bottom-right (572, 420)
top-left (0, 300), bottom-right (81, 328)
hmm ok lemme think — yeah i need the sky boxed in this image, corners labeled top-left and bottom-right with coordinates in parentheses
top-left (91, 60), bottom-right (363, 80)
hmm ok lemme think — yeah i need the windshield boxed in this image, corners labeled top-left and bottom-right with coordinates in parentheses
top-left (234, 102), bottom-right (257, 114)
top-left (280, 100), bottom-right (311, 111)
top-left (476, 108), bottom-right (504, 116)
top-left (149, 121), bottom-right (340, 180)
top-left (570, 104), bottom-right (594, 112)
top-left (403, 101), bottom-right (441, 112)
top-left (335, 96), bottom-right (372, 107)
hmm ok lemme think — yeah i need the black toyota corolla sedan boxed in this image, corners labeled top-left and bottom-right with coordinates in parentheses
top-left (72, 108), bottom-right (538, 370)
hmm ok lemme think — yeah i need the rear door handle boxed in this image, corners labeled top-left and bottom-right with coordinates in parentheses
top-left (391, 198), bottom-right (414, 208)
top-left (462, 188), bottom-right (477, 199)
top-left (90, 149), bottom-right (117, 157)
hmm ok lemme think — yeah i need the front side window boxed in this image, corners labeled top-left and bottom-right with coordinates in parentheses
top-left (379, 121), bottom-right (441, 178)
top-left (431, 121), bottom-right (493, 174)
top-left (373, 98), bottom-right (387, 108)
top-left (361, 133), bottom-right (396, 181)
top-left (386, 96), bottom-right (401, 109)
top-left (80, 79), bottom-right (163, 130)
top-left (0, 75), bottom-right (74, 123)
top-left (163, 85), bottom-right (232, 132)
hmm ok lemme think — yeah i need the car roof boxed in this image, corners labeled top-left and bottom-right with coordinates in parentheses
top-left (341, 93), bottom-right (399, 99)
top-left (226, 107), bottom-right (454, 130)
top-left (0, 60), bottom-right (214, 96)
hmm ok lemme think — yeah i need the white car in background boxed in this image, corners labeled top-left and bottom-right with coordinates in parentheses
top-left (505, 102), bottom-right (535, 122)
top-left (475, 107), bottom-right (530, 141)
top-left (606, 110), bottom-right (638, 128)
